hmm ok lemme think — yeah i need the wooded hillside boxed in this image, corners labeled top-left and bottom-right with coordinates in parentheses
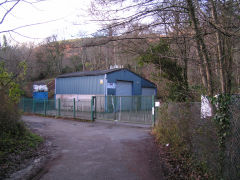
top-left (1, 0), bottom-right (240, 101)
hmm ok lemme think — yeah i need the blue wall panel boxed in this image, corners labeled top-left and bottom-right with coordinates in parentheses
top-left (56, 75), bottom-right (105, 94)
top-left (56, 69), bottom-right (156, 96)
top-left (141, 78), bottom-right (156, 88)
top-left (33, 92), bottom-right (48, 99)
top-left (107, 69), bottom-right (142, 95)
top-left (107, 69), bottom-right (156, 96)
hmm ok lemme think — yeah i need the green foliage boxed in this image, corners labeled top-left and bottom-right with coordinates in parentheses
top-left (190, 85), bottom-right (207, 102)
top-left (210, 94), bottom-right (232, 178)
top-left (166, 82), bottom-right (188, 102)
top-left (0, 61), bottom-right (27, 103)
top-left (153, 104), bottom-right (186, 158)
top-left (0, 130), bottom-right (43, 156)
top-left (154, 103), bottom-right (215, 179)
top-left (70, 55), bottom-right (83, 72)
top-left (0, 129), bottom-right (43, 178)
top-left (62, 65), bottom-right (73, 74)
top-left (0, 91), bottom-right (23, 137)
top-left (138, 39), bottom-right (189, 102)
top-left (0, 60), bottom-right (43, 177)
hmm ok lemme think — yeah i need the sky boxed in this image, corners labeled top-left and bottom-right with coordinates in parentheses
top-left (0, 0), bottom-right (101, 44)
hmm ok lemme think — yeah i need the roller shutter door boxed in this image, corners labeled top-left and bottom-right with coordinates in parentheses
top-left (116, 81), bottom-right (132, 96)
top-left (142, 88), bottom-right (156, 96)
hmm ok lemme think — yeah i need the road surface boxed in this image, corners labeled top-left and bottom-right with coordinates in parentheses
top-left (22, 115), bottom-right (165, 180)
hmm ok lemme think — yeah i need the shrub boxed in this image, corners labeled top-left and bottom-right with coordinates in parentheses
top-left (0, 61), bottom-right (43, 178)
top-left (153, 103), bottom-right (217, 179)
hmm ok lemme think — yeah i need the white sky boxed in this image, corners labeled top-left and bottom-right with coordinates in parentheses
top-left (0, 0), bottom-right (101, 44)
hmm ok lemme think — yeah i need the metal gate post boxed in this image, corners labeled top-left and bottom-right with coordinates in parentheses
top-left (23, 98), bottom-right (25, 112)
top-left (91, 96), bottom-right (96, 121)
top-left (73, 98), bottom-right (76, 118)
top-left (44, 99), bottom-right (46, 116)
top-left (94, 96), bottom-right (97, 119)
top-left (152, 95), bottom-right (156, 127)
top-left (114, 96), bottom-right (117, 120)
top-left (91, 96), bottom-right (93, 121)
top-left (32, 99), bottom-right (35, 113)
top-left (58, 99), bottom-right (61, 117)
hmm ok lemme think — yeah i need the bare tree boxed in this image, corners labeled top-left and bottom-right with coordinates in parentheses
top-left (90, 0), bottom-right (240, 96)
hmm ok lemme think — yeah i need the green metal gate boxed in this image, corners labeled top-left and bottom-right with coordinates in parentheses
top-left (94, 96), bottom-right (155, 125)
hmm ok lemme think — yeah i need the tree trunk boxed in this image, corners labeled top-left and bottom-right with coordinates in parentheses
top-left (210, 0), bottom-right (226, 93)
top-left (186, 0), bottom-right (213, 96)
top-left (225, 38), bottom-right (233, 94)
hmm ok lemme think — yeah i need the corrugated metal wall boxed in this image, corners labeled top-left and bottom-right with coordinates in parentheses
top-left (106, 69), bottom-right (156, 96)
top-left (107, 69), bottom-right (142, 95)
top-left (56, 69), bottom-right (156, 96)
top-left (141, 78), bottom-right (156, 88)
top-left (56, 75), bottom-right (105, 95)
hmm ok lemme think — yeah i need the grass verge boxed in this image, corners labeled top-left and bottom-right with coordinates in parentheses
top-left (0, 124), bottom-right (43, 178)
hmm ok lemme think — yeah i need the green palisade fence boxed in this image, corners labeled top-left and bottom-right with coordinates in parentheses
top-left (19, 96), bottom-right (155, 125)
top-left (94, 96), bottom-right (154, 125)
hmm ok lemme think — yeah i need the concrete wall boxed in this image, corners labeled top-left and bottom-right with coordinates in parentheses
top-left (56, 94), bottom-right (93, 100)
top-left (55, 94), bottom-right (104, 112)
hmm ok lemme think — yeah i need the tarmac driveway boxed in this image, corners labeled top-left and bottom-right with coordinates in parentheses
top-left (22, 115), bottom-right (164, 180)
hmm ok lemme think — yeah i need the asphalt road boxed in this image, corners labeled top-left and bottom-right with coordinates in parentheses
top-left (22, 115), bottom-right (165, 180)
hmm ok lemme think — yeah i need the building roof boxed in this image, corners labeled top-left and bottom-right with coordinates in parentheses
top-left (57, 68), bottom-right (156, 87)
top-left (57, 68), bottom-right (123, 78)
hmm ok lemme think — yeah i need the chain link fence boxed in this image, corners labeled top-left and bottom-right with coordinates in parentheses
top-left (224, 97), bottom-right (240, 179)
top-left (155, 97), bottom-right (240, 179)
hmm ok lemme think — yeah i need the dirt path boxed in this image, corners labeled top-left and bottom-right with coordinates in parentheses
top-left (22, 115), bottom-right (165, 180)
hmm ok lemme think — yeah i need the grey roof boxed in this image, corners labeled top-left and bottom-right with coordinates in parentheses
top-left (57, 68), bottom-right (123, 78)
top-left (57, 68), bottom-right (156, 87)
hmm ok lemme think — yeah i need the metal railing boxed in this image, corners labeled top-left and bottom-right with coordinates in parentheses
top-left (95, 96), bottom-right (154, 125)
top-left (155, 99), bottom-right (240, 179)
top-left (19, 98), bottom-right (92, 120)
top-left (19, 96), bottom-right (155, 125)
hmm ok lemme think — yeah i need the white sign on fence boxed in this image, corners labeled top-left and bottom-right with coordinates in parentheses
top-left (155, 101), bottom-right (160, 107)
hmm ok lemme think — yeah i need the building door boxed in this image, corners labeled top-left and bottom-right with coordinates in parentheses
top-left (116, 81), bottom-right (133, 111)
top-left (116, 81), bottom-right (132, 96)
top-left (142, 88), bottom-right (155, 96)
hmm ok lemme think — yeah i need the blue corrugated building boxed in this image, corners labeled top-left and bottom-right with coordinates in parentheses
top-left (55, 68), bottom-right (156, 98)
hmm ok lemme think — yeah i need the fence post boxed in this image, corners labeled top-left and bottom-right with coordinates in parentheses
top-left (119, 96), bottom-right (122, 121)
top-left (44, 99), bottom-right (47, 116)
top-left (114, 96), bottom-right (117, 120)
top-left (23, 98), bottom-right (25, 112)
top-left (91, 96), bottom-right (96, 121)
top-left (73, 98), bottom-right (76, 118)
top-left (152, 95), bottom-right (155, 127)
top-left (32, 98), bottom-right (35, 113)
top-left (58, 98), bottom-right (61, 117)
top-left (94, 96), bottom-right (97, 119)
